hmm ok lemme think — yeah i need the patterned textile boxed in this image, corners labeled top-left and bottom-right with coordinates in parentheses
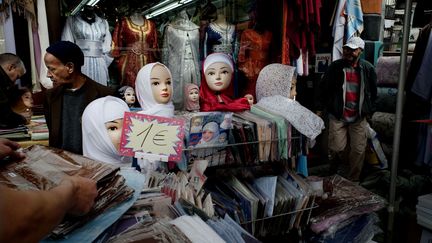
top-left (62, 15), bottom-right (113, 86)
top-left (203, 22), bottom-right (235, 57)
top-left (332, 0), bottom-right (346, 61)
top-left (255, 63), bottom-right (296, 102)
top-left (343, 68), bottom-right (361, 122)
top-left (310, 175), bottom-right (386, 234)
top-left (345, 0), bottom-right (364, 39)
top-left (376, 56), bottom-right (412, 87)
top-left (256, 95), bottom-right (324, 140)
top-left (111, 17), bottom-right (159, 87)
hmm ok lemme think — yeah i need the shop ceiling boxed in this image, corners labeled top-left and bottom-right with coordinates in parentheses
top-left (62, 0), bottom-right (199, 16)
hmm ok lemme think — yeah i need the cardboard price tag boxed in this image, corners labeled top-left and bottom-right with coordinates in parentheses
top-left (119, 112), bottom-right (185, 161)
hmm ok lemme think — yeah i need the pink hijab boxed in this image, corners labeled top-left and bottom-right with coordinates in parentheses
top-left (184, 83), bottom-right (200, 111)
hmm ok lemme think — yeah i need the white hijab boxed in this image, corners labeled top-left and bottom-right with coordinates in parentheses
top-left (82, 96), bottom-right (131, 165)
top-left (135, 62), bottom-right (175, 117)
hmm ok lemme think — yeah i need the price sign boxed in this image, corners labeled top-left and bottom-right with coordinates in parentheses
top-left (119, 112), bottom-right (185, 161)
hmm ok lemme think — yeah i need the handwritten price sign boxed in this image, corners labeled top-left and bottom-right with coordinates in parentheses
top-left (119, 112), bottom-right (185, 161)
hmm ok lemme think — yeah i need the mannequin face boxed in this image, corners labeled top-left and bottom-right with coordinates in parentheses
top-left (244, 94), bottom-right (254, 105)
top-left (290, 78), bottom-right (297, 99)
top-left (105, 118), bottom-right (124, 152)
top-left (150, 64), bottom-right (172, 104)
top-left (202, 129), bottom-right (214, 142)
top-left (205, 62), bottom-right (232, 92)
top-left (188, 88), bottom-right (199, 102)
top-left (22, 91), bottom-right (33, 108)
top-left (123, 87), bottom-right (136, 105)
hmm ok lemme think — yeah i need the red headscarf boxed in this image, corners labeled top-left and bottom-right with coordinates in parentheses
top-left (199, 53), bottom-right (250, 112)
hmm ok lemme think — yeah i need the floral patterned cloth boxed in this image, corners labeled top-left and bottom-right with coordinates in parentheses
top-left (256, 95), bottom-right (324, 140)
top-left (255, 63), bottom-right (296, 102)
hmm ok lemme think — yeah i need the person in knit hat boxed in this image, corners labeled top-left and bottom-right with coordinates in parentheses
top-left (43, 40), bottom-right (114, 154)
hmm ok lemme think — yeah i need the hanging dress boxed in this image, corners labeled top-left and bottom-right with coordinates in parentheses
top-left (111, 16), bottom-right (159, 88)
top-left (62, 14), bottom-right (113, 86)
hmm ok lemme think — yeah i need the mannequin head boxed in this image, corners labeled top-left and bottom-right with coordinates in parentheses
top-left (184, 83), bottom-right (200, 111)
top-left (290, 76), bottom-right (297, 99)
top-left (81, 5), bottom-right (96, 24)
top-left (135, 62), bottom-right (174, 117)
top-left (82, 96), bottom-right (130, 164)
top-left (256, 63), bottom-right (296, 102)
top-left (244, 94), bottom-right (254, 105)
top-left (14, 88), bottom-right (34, 109)
top-left (199, 53), bottom-right (250, 112)
top-left (150, 64), bottom-right (172, 104)
top-left (203, 53), bottom-right (234, 92)
top-left (118, 86), bottom-right (136, 107)
top-left (105, 118), bottom-right (123, 151)
top-left (11, 87), bottom-right (33, 123)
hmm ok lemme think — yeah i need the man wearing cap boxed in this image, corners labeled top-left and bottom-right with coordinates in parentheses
top-left (43, 41), bottom-right (114, 154)
top-left (316, 36), bottom-right (377, 181)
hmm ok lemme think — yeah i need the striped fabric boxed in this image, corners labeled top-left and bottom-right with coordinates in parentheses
top-left (343, 68), bottom-right (360, 122)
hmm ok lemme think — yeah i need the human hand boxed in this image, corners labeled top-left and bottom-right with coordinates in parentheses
top-left (61, 176), bottom-right (98, 216)
top-left (0, 138), bottom-right (25, 161)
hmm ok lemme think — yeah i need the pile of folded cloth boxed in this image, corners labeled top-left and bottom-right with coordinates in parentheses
top-left (308, 175), bottom-right (386, 242)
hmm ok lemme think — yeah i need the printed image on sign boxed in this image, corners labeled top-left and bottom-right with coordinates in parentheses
top-left (119, 112), bottom-right (185, 161)
top-left (315, 53), bottom-right (331, 73)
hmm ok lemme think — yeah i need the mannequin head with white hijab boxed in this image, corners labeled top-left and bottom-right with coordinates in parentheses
top-left (135, 62), bottom-right (175, 117)
top-left (82, 96), bottom-right (131, 165)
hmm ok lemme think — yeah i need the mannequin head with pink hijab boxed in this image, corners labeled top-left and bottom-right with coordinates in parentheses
top-left (184, 83), bottom-right (200, 112)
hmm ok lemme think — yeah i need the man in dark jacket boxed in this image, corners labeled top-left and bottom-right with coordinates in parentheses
top-left (43, 41), bottom-right (114, 154)
top-left (0, 53), bottom-right (27, 128)
top-left (316, 36), bottom-right (377, 181)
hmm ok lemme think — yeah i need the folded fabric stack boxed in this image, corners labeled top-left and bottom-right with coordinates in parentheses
top-left (308, 175), bottom-right (386, 242)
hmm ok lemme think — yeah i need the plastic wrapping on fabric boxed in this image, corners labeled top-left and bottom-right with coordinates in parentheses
top-left (309, 175), bottom-right (386, 234)
top-left (310, 213), bottom-right (382, 243)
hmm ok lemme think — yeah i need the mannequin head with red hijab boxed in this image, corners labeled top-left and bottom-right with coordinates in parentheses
top-left (199, 53), bottom-right (250, 112)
